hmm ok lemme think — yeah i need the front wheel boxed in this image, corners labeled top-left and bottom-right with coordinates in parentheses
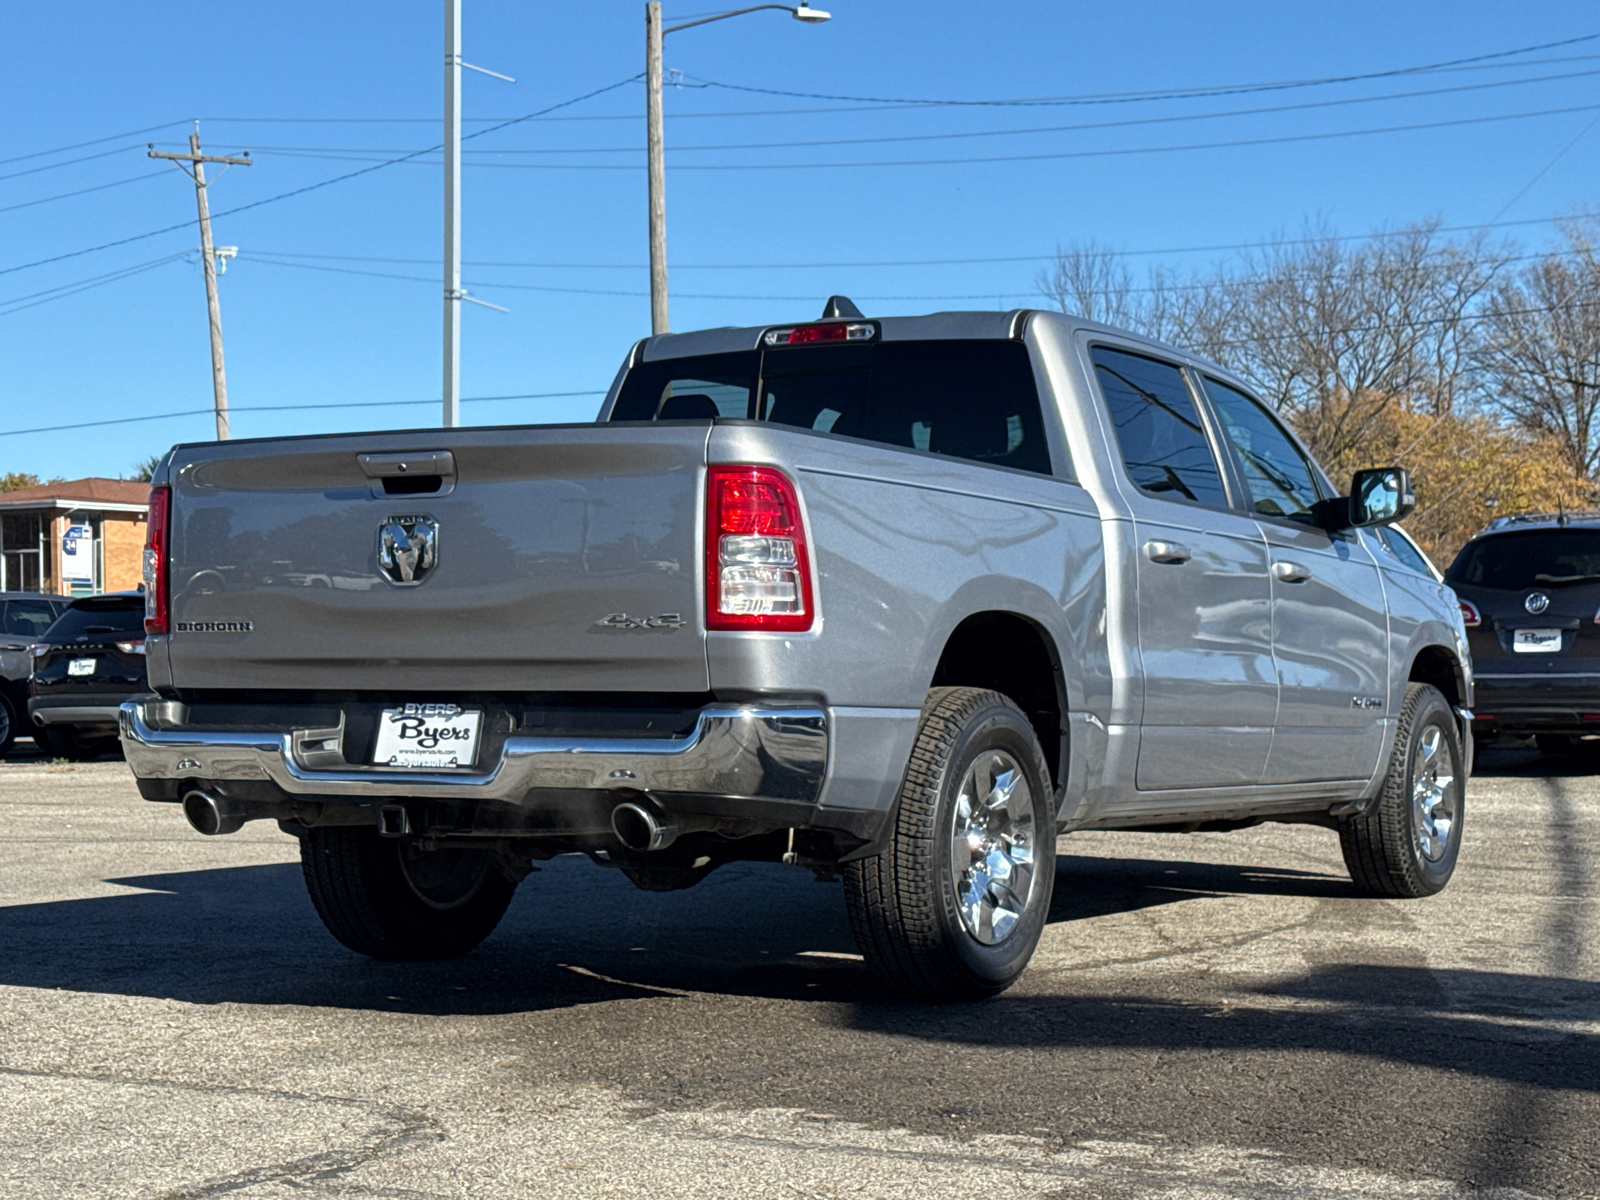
top-left (844, 687), bottom-right (1056, 1001)
top-left (300, 826), bottom-right (517, 960)
top-left (1340, 683), bottom-right (1465, 898)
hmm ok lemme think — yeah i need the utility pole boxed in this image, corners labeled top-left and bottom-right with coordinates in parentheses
top-left (646, 1), bottom-right (669, 335)
top-left (444, 0), bottom-right (462, 427)
top-left (149, 125), bottom-right (251, 441)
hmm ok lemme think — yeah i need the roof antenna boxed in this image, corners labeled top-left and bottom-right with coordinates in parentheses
top-left (821, 295), bottom-right (864, 320)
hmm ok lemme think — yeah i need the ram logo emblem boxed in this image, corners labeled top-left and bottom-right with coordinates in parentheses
top-left (378, 515), bottom-right (438, 585)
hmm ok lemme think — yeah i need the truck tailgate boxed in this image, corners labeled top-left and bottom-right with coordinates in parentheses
top-left (163, 424), bottom-right (709, 693)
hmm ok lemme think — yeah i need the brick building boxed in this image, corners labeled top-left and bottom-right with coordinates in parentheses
top-left (0, 478), bottom-right (150, 596)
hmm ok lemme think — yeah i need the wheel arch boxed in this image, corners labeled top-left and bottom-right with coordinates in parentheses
top-left (1406, 641), bottom-right (1469, 711)
top-left (929, 609), bottom-right (1067, 790)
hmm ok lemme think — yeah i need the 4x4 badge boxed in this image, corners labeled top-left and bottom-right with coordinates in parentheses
top-left (378, 514), bottom-right (438, 585)
top-left (1525, 592), bottom-right (1551, 615)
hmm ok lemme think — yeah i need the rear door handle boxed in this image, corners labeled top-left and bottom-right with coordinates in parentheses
top-left (1143, 539), bottom-right (1192, 565)
top-left (1272, 560), bottom-right (1311, 583)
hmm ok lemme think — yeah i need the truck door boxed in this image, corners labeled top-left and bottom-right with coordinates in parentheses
top-left (1089, 346), bottom-right (1277, 791)
top-left (1197, 375), bottom-right (1387, 784)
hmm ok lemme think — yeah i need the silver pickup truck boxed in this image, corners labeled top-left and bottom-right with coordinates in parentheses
top-left (120, 302), bottom-right (1473, 1000)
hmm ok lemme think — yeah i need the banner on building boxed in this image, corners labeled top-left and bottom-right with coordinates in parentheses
top-left (61, 523), bottom-right (93, 585)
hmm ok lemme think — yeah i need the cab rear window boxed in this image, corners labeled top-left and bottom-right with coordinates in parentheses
top-left (610, 340), bottom-right (1054, 476)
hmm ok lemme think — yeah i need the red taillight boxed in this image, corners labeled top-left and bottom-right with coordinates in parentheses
top-left (1459, 600), bottom-right (1481, 628)
top-left (143, 485), bottom-right (170, 635)
top-left (763, 322), bottom-right (874, 347)
top-left (705, 466), bottom-right (813, 632)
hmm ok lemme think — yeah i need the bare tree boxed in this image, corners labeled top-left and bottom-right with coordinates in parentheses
top-left (1217, 222), bottom-right (1509, 464)
top-left (1479, 218), bottom-right (1600, 478)
top-left (1035, 241), bottom-right (1141, 328)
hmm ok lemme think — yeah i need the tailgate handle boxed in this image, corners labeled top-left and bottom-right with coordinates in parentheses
top-left (358, 451), bottom-right (456, 497)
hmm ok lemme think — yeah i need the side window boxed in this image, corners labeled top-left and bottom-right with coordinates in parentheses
top-left (1201, 377), bottom-right (1321, 522)
top-left (1090, 346), bottom-right (1228, 508)
top-left (3, 600), bottom-right (58, 637)
top-left (1377, 527), bottom-right (1432, 576)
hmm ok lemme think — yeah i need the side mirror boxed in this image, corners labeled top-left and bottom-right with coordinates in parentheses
top-left (1349, 466), bottom-right (1415, 528)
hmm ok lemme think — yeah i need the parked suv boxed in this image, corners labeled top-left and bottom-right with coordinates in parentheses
top-left (0, 592), bottom-right (72, 756)
top-left (28, 593), bottom-right (147, 760)
top-left (1446, 512), bottom-right (1600, 752)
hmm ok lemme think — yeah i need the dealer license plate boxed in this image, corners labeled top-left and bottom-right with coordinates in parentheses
top-left (1513, 629), bottom-right (1563, 654)
top-left (67, 658), bottom-right (96, 676)
top-left (373, 703), bottom-right (482, 769)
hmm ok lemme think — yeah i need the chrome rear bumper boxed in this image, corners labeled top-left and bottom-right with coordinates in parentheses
top-left (118, 699), bottom-right (828, 806)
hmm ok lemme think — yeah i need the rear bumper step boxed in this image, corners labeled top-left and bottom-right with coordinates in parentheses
top-left (119, 698), bottom-right (827, 806)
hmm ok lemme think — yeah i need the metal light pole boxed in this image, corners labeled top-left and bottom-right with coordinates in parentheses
top-left (645, 2), bottom-right (830, 335)
top-left (444, 0), bottom-right (462, 427)
top-left (442, 0), bottom-right (514, 428)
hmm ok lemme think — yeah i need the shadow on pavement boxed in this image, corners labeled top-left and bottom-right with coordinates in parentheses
top-left (1, 851), bottom-right (1594, 1100)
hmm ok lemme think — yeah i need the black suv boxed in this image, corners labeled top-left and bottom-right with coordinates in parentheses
top-left (26, 592), bottom-right (147, 760)
top-left (1446, 512), bottom-right (1600, 752)
top-left (0, 591), bottom-right (73, 755)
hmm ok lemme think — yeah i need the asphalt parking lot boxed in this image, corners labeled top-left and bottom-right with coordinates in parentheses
top-left (1, 736), bottom-right (1595, 1200)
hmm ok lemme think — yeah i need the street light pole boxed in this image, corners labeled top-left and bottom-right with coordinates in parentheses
top-left (645, 2), bottom-right (830, 336)
top-left (444, 0), bottom-right (463, 428)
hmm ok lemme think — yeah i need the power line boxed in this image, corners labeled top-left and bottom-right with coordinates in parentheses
top-left (11, 295), bottom-right (1600, 440)
top-left (0, 74), bottom-right (643, 280)
top-left (199, 66), bottom-right (1600, 159)
top-left (241, 209), bottom-right (1600, 273)
top-left (0, 253), bottom-right (190, 317)
top-left (227, 100), bottom-right (1600, 171)
top-left (0, 391), bottom-right (607, 439)
top-left (0, 169), bottom-right (168, 215)
top-left (0, 121), bottom-right (191, 168)
top-left (674, 32), bottom-right (1600, 108)
top-left (0, 144), bottom-right (147, 184)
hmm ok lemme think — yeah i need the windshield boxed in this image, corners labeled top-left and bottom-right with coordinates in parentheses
top-left (1446, 529), bottom-right (1600, 590)
top-left (44, 597), bottom-right (144, 640)
top-left (610, 339), bottom-right (1055, 476)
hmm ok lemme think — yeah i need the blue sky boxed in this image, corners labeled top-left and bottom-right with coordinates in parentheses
top-left (5, 1), bottom-right (1600, 481)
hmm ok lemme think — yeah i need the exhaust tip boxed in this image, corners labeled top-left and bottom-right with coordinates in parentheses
top-left (612, 800), bottom-right (678, 852)
top-left (182, 789), bottom-right (244, 836)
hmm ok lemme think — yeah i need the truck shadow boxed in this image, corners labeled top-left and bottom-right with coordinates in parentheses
top-left (1, 851), bottom-right (1594, 1094)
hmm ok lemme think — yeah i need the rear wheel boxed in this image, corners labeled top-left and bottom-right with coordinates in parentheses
top-left (0, 692), bottom-right (16, 758)
top-left (300, 826), bottom-right (517, 960)
top-left (1340, 683), bottom-right (1464, 898)
top-left (38, 726), bottom-right (116, 761)
top-left (844, 687), bottom-right (1055, 1001)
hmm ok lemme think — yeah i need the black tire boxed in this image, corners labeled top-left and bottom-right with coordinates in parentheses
top-left (1340, 683), bottom-right (1465, 898)
top-left (0, 692), bottom-right (16, 758)
top-left (843, 687), bottom-right (1056, 1001)
top-left (38, 726), bottom-right (115, 761)
top-left (299, 826), bottom-right (517, 960)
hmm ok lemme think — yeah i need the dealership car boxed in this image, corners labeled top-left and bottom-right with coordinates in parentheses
top-left (1446, 511), bottom-right (1600, 752)
top-left (27, 592), bottom-right (146, 760)
top-left (0, 591), bottom-right (72, 756)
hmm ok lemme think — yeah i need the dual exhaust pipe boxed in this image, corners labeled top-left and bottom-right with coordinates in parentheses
top-left (184, 787), bottom-right (688, 852)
